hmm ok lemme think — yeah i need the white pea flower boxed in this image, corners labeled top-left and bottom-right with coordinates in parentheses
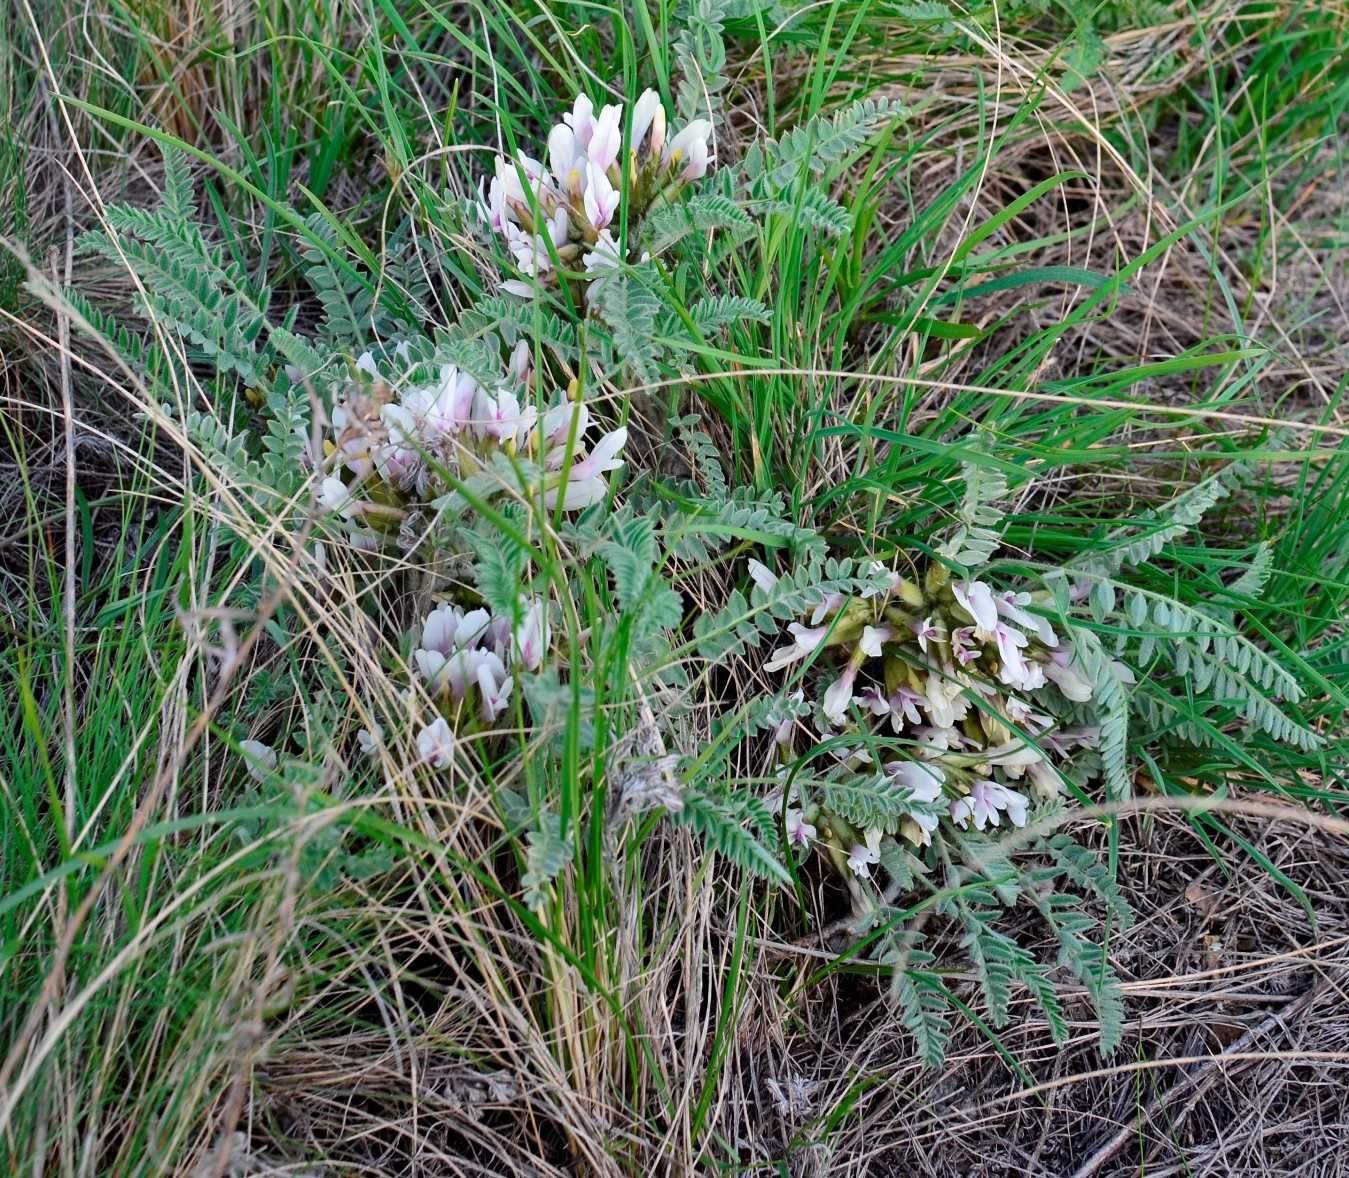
top-left (923, 672), bottom-right (970, 728)
top-left (472, 385), bottom-right (537, 447)
top-left (859, 624), bottom-right (893, 658)
top-left (950, 781), bottom-right (1029, 831)
top-left (356, 725), bottom-right (382, 757)
top-left (542, 399), bottom-right (591, 454)
top-left (476, 652), bottom-right (514, 721)
top-left (993, 623), bottom-right (1046, 691)
top-left (416, 717), bottom-right (455, 769)
top-left (545, 426), bottom-right (627, 510)
top-left (886, 759), bottom-right (946, 804)
top-left (953, 580), bottom-right (999, 636)
top-left (847, 842), bottom-right (881, 879)
top-left (664, 119), bottom-right (712, 179)
top-left (511, 597), bottom-right (549, 671)
top-left (808, 592), bottom-right (848, 626)
top-left (239, 739), bottom-right (277, 783)
top-left (588, 103), bottom-right (624, 171)
top-left (764, 622), bottom-right (828, 673)
top-left (1043, 650), bottom-right (1094, 701)
top-left (746, 558), bottom-right (779, 596)
top-left (630, 88), bottom-right (662, 156)
top-left (547, 122), bottom-right (581, 191)
top-left (583, 160), bottom-right (620, 230)
top-left (996, 590), bottom-right (1058, 646)
top-left (318, 475), bottom-right (361, 519)
top-left (858, 686), bottom-right (890, 717)
top-left (888, 684), bottom-right (926, 728)
top-left (821, 668), bottom-right (858, 724)
top-left (915, 616), bottom-right (940, 653)
top-left (785, 807), bottom-right (816, 849)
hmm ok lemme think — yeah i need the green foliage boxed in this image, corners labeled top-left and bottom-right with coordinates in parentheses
top-left (669, 787), bottom-right (790, 882)
top-left (590, 268), bottom-right (663, 383)
top-left (672, 0), bottom-right (730, 122)
top-left (936, 449), bottom-right (1011, 571)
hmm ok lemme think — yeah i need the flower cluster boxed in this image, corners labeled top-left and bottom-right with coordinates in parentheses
top-left (355, 595), bottom-right (549, 772)
top-left (478, 89), bottom-right (713, 296)
top-left (756, 560), bottom-right (1110, 883)
top-left (313, 340), bottom-right (627, 548)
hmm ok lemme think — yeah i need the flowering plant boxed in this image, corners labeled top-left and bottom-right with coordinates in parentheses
top-left (478, 89), bottom-right (713, 297)
top-left (756, 556), bottom-right (1112, 886)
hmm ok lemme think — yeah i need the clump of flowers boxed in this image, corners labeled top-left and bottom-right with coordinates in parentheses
top-left (313, 340), bottom-right (627, 549)
top-left (757, 559), bottom-right (1112, 885)
top-left (353, 594), bottom-right (550, 771)
top-left (478, 89), bottom-right (714, 296)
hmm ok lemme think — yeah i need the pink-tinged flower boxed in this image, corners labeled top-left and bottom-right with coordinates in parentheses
top-left (511, 598), bottom-right (549, 671)
top-left (888, 684), bottom-right (926, 728)
top-left (680, 135), bottom-right (710, 181)
top-left (763, 622), bottom-right (828, 673)
top-left (471, 385), bottom-right (537, 447)
top-left (858, 685), bottom-right (891, 717)
top-left (747, 558), bottom-right (779, 596)
top-left (547, 123), bottom-right (581, 191)
top-left (239, 739), bottom-right (277, 783)
top-left (420, 602), bottom-right (462, 656)
top-left (544, 426), bottom-right (627, 510)
top-left (495, 151), bottom-right (547, 209)
top-left (847, 842), bottom-right (881, 879)
top-left (809, 592), bottom-right (848, 626)
top-left (630, 89), bottom-right (662, 156)
top-left (765, 689), bottom-right (803, 748)
top-left (1043, 649), bottom-right (1094, 701)
top-left (478, 175), bottom-right (510, 233)
top-left (923, 672), bottom-right (970, 728)
top-left (996, 590), bottom-right (1057, 646)
top-left (541, 400), bottom-right (591, 459)
top-left (402, 365), bottom-right (478, 437)
top-left (886, 759), bottom-right (946, 804)
top-left (416, 645), bottom-right (490, 700)
top-left (664, 119), bottom-right (712, 178)
top-left (993, 622), bottom-right (1045, 691)
top-left (822, 667), bottom-right (858, 724)
top-left (319, 475), bottom-right (361, 518)
top-left (564, 94), bottom-right (596, 150)
top-left (356, 725), bottom-right (382, 757)
top-left (950, 626), bottom-right (979, 668)
top-left (954, 580), bottom-right (999, 636)
top-left (416, 717), bottom-right (455, 769)
top-left (647, 103), bottom-right (667, 158)
top-left (916, 616), bottom-right (940, 653)
top-left (859, 624), bottom-right (893, 658)
top-left (453, 608), bottom-right (493, 649)
top-left (477, 652), bottom-right (514, 721)
top-left (785, 807), bottom-right (816, 848)
top-left (950, 781), bottom-right (1029, 831)
top-left (588, 103), bottom-right (624, 171)
top-left (583, 161), bottom-right (620, 229)
top-left (508, 340), bottom-right (532, 388)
